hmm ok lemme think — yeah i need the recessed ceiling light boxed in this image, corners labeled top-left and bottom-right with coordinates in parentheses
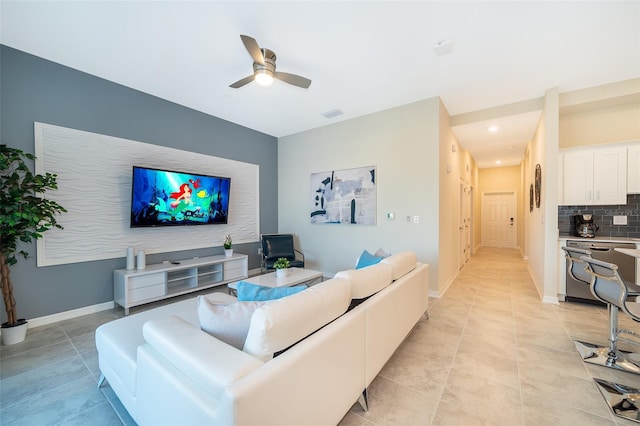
top-left (488, 126), bottom-right (499, 132)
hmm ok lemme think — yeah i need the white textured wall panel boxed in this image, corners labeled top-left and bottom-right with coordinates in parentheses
top-left (34, 122), bottom-right (259, 267)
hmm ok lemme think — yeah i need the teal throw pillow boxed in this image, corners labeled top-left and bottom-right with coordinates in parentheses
top-left (236, 281), bottom-right (306, 301)
top-left (356, 250), bottom-right (383, 269)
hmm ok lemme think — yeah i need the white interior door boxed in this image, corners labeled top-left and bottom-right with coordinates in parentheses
top-left (482, 192), bottom-right (516, 248)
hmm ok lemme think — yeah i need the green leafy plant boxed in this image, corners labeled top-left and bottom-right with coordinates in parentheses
top-left (273, 257), bottom-right (290, 269)
top-left (223, 234), bottom-right (232, 250)
top-left (0, 144), bottom-right (66, 327)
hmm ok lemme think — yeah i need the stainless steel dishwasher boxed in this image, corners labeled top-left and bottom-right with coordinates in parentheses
top-left (566, 240), bottom-right (639, 305)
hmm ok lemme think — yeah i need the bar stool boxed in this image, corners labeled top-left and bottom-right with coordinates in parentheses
top-left (579, 256), bottom-right (640, 375)
top-left (562, 246), bottom-right (616, 363)
top-left (562, 245), bottom-right (595, 289)
top-left (580, 256), bottom-right (640, 423)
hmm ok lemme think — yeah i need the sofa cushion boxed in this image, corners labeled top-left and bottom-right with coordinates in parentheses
top-left (334, 262), bottom-right (393, 299)
top-left (243, 277), bottom-right (352, 361)
top-left (197, 297), bottom-right (268, 349)
top-left (95, 291), bottom-right (236, 400)
top-left (236, 281), bottom-right (307, 302)
top-left (380, 251), bottom-right (417, 280)
top-left (355, 250), bottom-right (384, 269)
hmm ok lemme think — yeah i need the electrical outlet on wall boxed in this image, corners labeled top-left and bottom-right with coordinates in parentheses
top-left (613, 215), bottom-right (628, 225)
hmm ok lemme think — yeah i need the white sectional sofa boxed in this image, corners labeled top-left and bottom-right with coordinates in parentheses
top-left (96, 251), bottom-right (429, 425)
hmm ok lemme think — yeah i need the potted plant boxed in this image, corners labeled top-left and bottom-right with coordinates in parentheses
top-left (0, 144), bottom-right (66, 345)
top-left (273, 257), bottom-right (290, 278)
top-left (223, 234), bottom-right (233, 257)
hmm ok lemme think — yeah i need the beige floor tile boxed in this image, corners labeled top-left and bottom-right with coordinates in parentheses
top-left (352, 376), bottom-right (439, 426)
top-left (519, 362), bottom-right (613, 418)
top-left (439, 369), bottom-right (523, 425)
top-left (517, 341), bottom-right (592, 379)
top-left (521, 390), bottom-right (616, 426)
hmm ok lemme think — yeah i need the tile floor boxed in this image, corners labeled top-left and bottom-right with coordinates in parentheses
top-left (1, 247), bottom-right (640, 425)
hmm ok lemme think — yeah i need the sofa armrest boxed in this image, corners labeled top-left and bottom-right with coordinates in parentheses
top-left (141, 316), bottom-right (264, 397)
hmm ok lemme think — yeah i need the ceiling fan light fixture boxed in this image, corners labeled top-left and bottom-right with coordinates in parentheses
top-left (255, 69), bottom-right (274, 86)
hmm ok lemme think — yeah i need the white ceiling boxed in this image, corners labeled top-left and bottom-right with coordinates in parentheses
top-left (2, 1), bottom-right (639, 168)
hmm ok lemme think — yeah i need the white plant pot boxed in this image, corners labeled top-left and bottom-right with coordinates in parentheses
top-left (224, 249), bottom-right (233, 257)
top-left (2, 320), bottom-right (28, 345)
top-left (275, 268), bottom-right (288, 278)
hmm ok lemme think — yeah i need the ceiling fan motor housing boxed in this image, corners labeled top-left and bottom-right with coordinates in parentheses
top-left (253, 49), bottom-right (277, 77)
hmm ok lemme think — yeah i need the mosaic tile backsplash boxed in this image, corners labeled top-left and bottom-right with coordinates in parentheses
top-left (558, 193), bottom-right (640, 238)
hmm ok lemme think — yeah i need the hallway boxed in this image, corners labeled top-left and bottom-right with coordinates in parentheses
top-left (341, 247), bottom-right (640, 425)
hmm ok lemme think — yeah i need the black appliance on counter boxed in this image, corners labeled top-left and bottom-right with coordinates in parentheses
top-left (572, 214), bottom-right (599, 238)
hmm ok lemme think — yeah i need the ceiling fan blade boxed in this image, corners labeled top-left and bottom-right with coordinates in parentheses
top-left (229, 75), bottom-right (255, 89)
top-left (240, 35), bottom-right (265, 65)
top-left (274, 72), bottom-right (311, 89)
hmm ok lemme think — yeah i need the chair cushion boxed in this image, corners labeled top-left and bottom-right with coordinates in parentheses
top-left (243, 277), bottom-right (351, 361)
top-left (265, 258), bottom-right (304, 269)
top-left (236, 281), bottom-right (307, 301)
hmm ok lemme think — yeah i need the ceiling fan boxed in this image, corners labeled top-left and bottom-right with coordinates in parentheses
top-left (229, 35), bottom-right (311, 89)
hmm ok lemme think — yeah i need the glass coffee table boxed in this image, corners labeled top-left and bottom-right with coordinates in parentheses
top-left (228, 267), bottom-right (323, 295)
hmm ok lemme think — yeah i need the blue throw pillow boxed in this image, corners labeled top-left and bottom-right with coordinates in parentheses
top-left (356, 250), bottom-right (383, 269)
top-left (236, 281), bottom-right (307, 302)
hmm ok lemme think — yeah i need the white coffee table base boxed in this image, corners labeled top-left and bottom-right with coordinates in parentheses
top-left (228, 268), bottom-right (323, 295)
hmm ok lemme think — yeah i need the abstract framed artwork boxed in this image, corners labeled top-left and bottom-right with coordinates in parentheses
top-left (310, 166), bottom-right (376, 224)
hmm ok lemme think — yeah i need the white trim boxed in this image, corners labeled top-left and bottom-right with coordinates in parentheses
top-left (1, 301), bottom-right (115, 333)
top-left (428, 290), bottom-right (443, 299)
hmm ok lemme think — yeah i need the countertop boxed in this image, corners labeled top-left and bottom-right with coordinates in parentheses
top-left (558, 234), bottom-right (640, 244)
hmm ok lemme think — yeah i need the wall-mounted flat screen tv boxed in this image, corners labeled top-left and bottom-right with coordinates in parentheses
top-left (130, 166), bottom-right (231, 227)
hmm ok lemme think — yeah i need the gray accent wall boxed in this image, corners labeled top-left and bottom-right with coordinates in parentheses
top-left (0, 45), bottom-right (278, 321)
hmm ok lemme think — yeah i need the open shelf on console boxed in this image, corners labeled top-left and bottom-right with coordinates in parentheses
top-left (114, 254), bottom-right (248, 314)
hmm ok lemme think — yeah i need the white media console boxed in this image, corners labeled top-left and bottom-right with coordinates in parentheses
top-left (114, 253), bottom-right (248, 314)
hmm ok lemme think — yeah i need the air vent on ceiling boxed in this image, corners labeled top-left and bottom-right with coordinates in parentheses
top-left (323, 109), bottom-right (344, 119)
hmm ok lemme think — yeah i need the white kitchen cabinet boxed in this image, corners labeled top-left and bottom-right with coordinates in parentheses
top-left (628, 143), bottom-right (640, 194)
top-left (114, 254), bottom-right (248, 314)
top-left (561, 145), bottom-right (627, 205)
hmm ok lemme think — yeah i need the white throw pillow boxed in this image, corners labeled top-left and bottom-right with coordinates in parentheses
top-left (197, 296), bottom-right (267, 350)
top-left (374, 247), bottom-right (391, 258)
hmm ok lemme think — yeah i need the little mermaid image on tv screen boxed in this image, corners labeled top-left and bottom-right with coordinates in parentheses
top-left (130, 166), bottom-right (231, 227)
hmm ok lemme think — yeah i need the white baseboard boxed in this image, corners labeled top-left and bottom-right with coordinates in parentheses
top-left (428, 290), bottom-right (443, 299)
top-left (18, 301), bottom-right (115, 330)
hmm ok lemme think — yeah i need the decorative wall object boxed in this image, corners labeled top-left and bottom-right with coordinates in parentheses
top-left (535, 164), bottom-right (542, 208)
top-left (529, 184), bottom-right (534, 212)
top-left (34, 122), bottom-right (260, 267)
top-left (310, 166), bottom-right (376, 225)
